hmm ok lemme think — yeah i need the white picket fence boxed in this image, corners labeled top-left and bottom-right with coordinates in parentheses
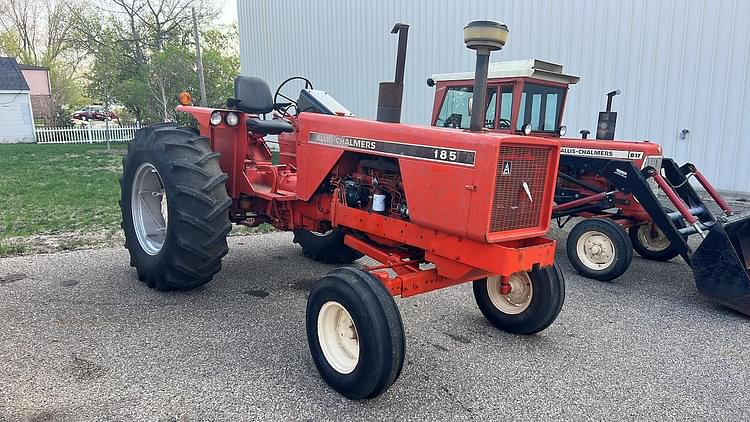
top-left (35, 123), bottom-right (142, 144)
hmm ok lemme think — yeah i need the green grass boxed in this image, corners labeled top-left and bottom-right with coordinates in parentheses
top-left (0, 143), bottom-right (277, 256)
top-left (0, 143), bottom-right (127, 255)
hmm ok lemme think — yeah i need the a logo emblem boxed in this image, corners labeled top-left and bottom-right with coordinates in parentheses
top-left (502, 161), bottom-right (512, 175)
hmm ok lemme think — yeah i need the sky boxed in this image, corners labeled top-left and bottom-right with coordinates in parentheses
top-left (219, 0), bottom-right (238, 25)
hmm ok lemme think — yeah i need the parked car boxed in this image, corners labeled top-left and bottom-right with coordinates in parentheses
top-left (71, 105), bottom-right (118, 122)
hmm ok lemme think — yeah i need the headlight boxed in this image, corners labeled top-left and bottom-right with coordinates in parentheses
top-left (522, 123), bottom-right (532, 136)
top-left (209, 111), bottom-right (223, 126)
top-left (558, 125), bottom-right (567, 136)
top-left (225, 112), bottom-right (239, 126)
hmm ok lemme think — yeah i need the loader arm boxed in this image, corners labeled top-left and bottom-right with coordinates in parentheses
top-left (597, 159), bottom-right (693, 263)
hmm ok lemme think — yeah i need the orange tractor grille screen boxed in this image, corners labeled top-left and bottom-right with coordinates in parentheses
top-left (489, 145), bottom-right (552, 233)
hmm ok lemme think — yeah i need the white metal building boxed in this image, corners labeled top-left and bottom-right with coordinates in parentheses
top-left (238, 0), bottom-right (750, 194)
top-left (0, 57), bottom-right (34, 144)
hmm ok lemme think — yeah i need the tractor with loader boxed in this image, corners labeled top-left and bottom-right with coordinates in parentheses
top-left (120, 21), bottom-right (566, 399)
top-left (428, 59), bottom-right (750, 315)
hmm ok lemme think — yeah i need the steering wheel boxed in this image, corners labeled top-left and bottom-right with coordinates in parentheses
top-left (498, 118), bottom-right (512, 129)
top-left (273, 76), bottom-right (313, 116)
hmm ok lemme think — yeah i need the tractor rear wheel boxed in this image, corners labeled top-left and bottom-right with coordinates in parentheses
top-left (306, 267), bottom-right (405, 399)
top-left (566, 218), bottom-right (633, 282)
top-left (629, 209), bottom-right (685, 262)
top-left (472, 263), bottom-right (565, 335)
top-left (293, 228), bottom-right (363, 264)
top-left (120, 124), bottom-right (231, 290)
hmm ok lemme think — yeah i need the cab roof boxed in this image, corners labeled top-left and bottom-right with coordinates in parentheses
top-left (430, 59), bottom-right (580, 85)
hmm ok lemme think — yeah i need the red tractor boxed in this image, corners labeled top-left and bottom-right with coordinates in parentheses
top-left (120, 22), bottom-right (565, 399)
top-left (428, 59), bottom-right (750, 315)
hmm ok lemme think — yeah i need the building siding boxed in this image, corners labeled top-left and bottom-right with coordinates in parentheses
top-left (0, 91), bottom-right (34, 143)
top-left (239, 0), bottom-right (750, 194)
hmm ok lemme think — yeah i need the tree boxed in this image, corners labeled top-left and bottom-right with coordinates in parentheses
top-left (73, 0), bottom-right (228, 124)
top-left (78, 0), bottom-right (237, 124)
top-left (1, 0), bottom-right (239, 125)
top-left (199, 25), bottom-right (240, 107)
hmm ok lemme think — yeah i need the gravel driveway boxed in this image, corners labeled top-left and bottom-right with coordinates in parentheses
top-left (1, 227), bottom-right (748, 421)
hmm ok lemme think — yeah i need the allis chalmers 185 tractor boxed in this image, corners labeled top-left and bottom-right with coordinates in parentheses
top-left (428, 58), bottom-right (750, 315)
top-left (120, 22), bottom-right (566, 399)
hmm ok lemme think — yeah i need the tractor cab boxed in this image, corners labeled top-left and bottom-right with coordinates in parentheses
top-left (428, 59), bottom-right (578, 137)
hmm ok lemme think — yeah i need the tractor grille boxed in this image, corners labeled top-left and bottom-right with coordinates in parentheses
top-left (489, 145), bottom-right (552, 233)
top-left (642, 156), bottom-right (663, 192)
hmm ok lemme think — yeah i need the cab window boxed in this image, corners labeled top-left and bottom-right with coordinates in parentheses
top-left (498, 85), bottom-right (513, 129)
top-left (516, 83), bottom-right (565, 132)
top-left (436, 86), bottom-right (496, 129)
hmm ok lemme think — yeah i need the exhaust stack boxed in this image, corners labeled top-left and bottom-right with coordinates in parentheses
top-left (376, 23), bottom-right (409, 123)
top-left (464, 20), bottom-right (509, 132)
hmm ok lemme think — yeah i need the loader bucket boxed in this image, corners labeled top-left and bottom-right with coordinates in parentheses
top-left (692, 217), bottom-right (750, 315)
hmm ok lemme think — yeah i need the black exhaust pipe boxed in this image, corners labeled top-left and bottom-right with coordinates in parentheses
top-left (376, 23), bottom-right (409, 123)
top-left (469, 51), bottom-right (491, 132)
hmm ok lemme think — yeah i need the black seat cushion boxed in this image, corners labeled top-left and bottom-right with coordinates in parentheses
top-left (234, 76), bottom-right (274, 114)
top-left (247, 118), bottom-right (294, 135)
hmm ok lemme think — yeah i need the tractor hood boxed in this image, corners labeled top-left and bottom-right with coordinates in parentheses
top-left (293, 113), bottom-right (561, 243)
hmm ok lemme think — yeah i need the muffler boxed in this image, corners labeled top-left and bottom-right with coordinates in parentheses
top-left (692, 217), bottom-right (750, 314)
top-left (376, 23), bottom-right (409, 124)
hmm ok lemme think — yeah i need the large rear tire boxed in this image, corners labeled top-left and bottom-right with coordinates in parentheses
top-left (566, 218), bottom-right (633, 282)
top-left (472, 264), bottom-right (565, 335)
top-left (293, 228), bottom-right (363, 264)
top-left (306, 267), bottom-right (405, 399)
top-left (120, 124), bottom-right (232, 290)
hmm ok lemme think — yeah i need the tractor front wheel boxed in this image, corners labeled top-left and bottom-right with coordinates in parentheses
top-left (566, 218), bottom-right (633, 282)
top-left (472, 263), bottom-right (565, 335)
top-left (629, 209), bottom-right (685, 262)
top-left (293, 228), bottom-right (363, 264)
top-left (120, 124), bottom-right (232, 290)
top-left (306, 267), bottom-right (405, 399)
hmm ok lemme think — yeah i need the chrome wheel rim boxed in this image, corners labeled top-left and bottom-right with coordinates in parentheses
top-left (486, 273), bottom-right (533, 315)
top-left (576, 230), bottom-right (616, 270)
top-left (636, 224), bottom-right (670, 252)
top-left (131, 162), bottom-right (168, 255)
top-left (317, 301), bottom-right (359, 374)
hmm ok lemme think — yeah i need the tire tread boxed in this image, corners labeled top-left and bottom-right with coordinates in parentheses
top-left (120, 125), bottom-right (231, 290)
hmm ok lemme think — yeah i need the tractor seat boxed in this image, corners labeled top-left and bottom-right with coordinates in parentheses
top-left (247, 118), bottom-right (293, 135)
top-left (233, 76), bottom-right (274, 114)
top-left (232, 75), bottom-right (294, 135)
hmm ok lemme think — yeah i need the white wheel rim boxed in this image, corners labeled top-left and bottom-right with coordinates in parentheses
top-left (486, 273), bottom-right (533, 315)
top-left (317, 301), bottom-right (359, 374)
top-left (131, 162), bottom-right (168, 255)
top-left (576, 230), bottom-right (616, 270)
top-left (636, 224), bottom-right (670, 252)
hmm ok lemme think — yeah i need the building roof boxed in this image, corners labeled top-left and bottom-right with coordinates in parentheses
top-left (0, 57), bottom-right (30, 91)
top-left (431, 59), bottom-right (580, 85)
top-left (17, 63), bottom-right (50, 71)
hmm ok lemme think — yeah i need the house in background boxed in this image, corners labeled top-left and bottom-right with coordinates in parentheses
top-left (0, 57), bottom-right (34, 144)
top-left (18, 63), bottom-right (53, 126)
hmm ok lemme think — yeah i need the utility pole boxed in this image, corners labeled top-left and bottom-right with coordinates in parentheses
top-left (192, 7), bottom-right (208, 107)
top-left (105, 84), bottom-right (111, 151)
top-left (104, 52), bottom-right (112, 151)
